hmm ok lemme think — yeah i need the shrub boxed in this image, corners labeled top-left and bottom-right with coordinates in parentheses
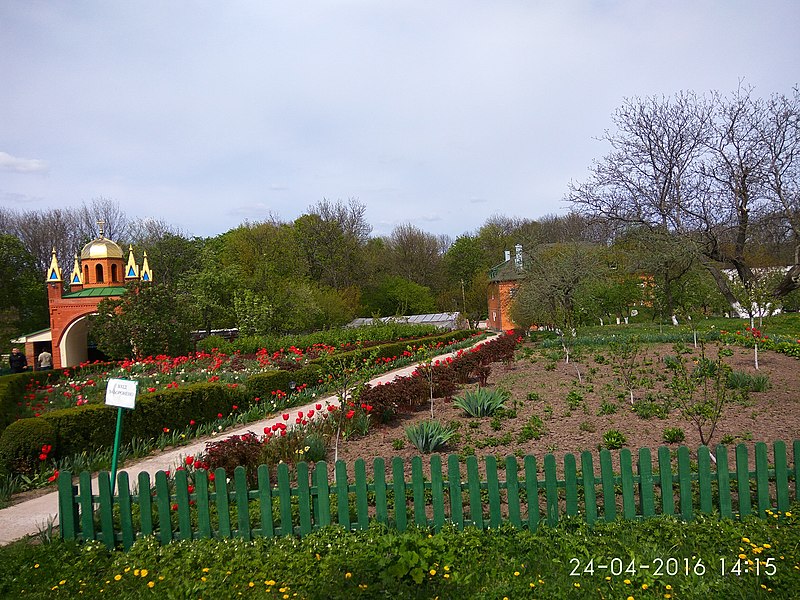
top-left (201, 432), bottom-right (264, 487)
top-left (517, 415), bottom-right (546, 442)
top-left (405, 420), bottom-right (457, 453)
top-left (598, 400), bottom-right (617, 415)
top-left (662, 427), bottom-right (686, 444)
top-left (452, 387), bottom-right (508, 417)
top-left (602, 429), bottom-right (627, 450)
top-left (0, 418), bottom-right (56, 475)
top-left (631, 398), bottom-right (668, 420)
top-left (727, 370), bottom-right (770, 392)
top-left (579, 421), bottom-right (595, 433)
top-left (526, 391), bottom-right (540, 402)
top-left (565, 390), bottom-right (584, 410)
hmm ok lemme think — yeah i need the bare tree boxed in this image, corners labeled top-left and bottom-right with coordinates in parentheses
top-left (569, 87), bottom-right (800, 308)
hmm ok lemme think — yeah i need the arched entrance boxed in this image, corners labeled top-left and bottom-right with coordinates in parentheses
top-left (59, 315), bottom-right (91, 368)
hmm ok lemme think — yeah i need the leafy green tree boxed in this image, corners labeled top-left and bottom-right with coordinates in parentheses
top-left (0, 234), bottom-right (48, 348)
top-left (89, 283), bottom-right (196, 358)
top-left (361, 276), bottom-right (437, 316)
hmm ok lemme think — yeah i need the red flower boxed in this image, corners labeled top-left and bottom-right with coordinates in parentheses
top-left (208, 472), bottom-right (216, 482)
top-left (185, 456), bottom-right (194, 466)
top-left (232, 405), bottom-right (238, 411)
top-left (217, 413), bottom-right (223, 418)
top-left (282, 413), bottom-right (289, 420)
top-left (346, 410), bottom-right (355, 419)
top-left (187, 485), bottom-right (195, 494)
top-left (163, 427), bottom-right (170, 433)
top-left (147, 387), bottom-right (156, 393)
top-left (39, 453), bottom-right (48, 461)
top-left (307, 410), bottom-right (315, 418)
top-left (48, 470), bottom-right (59, 483)
top-left (316, 403), bottom-right (322, 410)
top-left (189, 419), bottom-right (196, 426)
top-left (171, 503), bottom-right (178, 511)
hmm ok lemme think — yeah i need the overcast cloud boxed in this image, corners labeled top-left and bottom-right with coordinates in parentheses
top-left (1, 1), bottom-right (798, 238)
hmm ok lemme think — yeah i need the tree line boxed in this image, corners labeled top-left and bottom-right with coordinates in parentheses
top-left (2, 85), bottom-right (798, 356)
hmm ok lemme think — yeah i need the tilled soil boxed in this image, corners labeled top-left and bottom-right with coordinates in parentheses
top-left (334, 342), bottom-right (800, 480)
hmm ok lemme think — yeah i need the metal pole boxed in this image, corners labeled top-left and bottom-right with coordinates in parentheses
top-left (109, 407), bottom-right (124, 497)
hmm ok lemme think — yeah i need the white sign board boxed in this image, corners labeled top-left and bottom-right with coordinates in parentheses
top-left (105, 378), bottom-right (138, 409)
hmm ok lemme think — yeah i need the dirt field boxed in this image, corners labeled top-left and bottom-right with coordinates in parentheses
top-left (334, 341), bottom-right (800, 478)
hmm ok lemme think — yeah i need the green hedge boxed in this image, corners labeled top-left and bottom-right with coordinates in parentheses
top-left (0, 370), bottom-right (63, 434)
top-left (0, 330), bottom-right (480, 473)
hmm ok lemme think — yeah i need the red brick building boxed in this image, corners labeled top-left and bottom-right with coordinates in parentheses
top-left (487, 245), bottom-right (525, 331)
top-left (15, 223), bottom-right (152, 369)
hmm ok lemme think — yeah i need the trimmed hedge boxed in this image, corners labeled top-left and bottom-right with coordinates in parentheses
top-left (0, 370), bottom-right (63, 433)
top-left (0, 330), bottom-right (484, 473)
top-left (0, 417), bottom-right (56, 476)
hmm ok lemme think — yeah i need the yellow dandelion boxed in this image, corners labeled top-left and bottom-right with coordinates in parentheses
top-left (59, 580), bottom-right (66, 585)
top-left (201, 577), bottom-right (207, 582)
top-left (158, 575), bottom-right (164, 580)
top-left (114, 574), bottom-right (122, 581)
top-left (147, 582), bottom-right (155, 588)
top-left (345, 573), bottom-right (352, 579)
top-left (202, 568), bottom-right (210, 573)
top-left (34, 564), bottom-right (39, 568)
top-left (265, 580), bottom-right (276, 586)
top-left (124, 567), bottom-right (130, 573)
top-left (627, 596), bottom-right (635, 600)
top-left (140, 569), bottom-right (148, 578)
top-left (666, 585), bottom-right (672, 590)
top-left (514, 571), bottom-right (520, 577)
top-left (429, 569), bottom-right (436, 576)
top-left (665, 595), bottom-right (672, 599)
top-left (761, 584), bottom-right (767, 589)
top-left (134, 569), bottom-right (140, 577)
top-left (606, 576), bottom-right (611, 581)
top-left (624, 579), bottom-right (631, 585)
top-left (785, 511), bottom-right (792, 517)
top-left (742, 537), bottom-right (750, 543)
top-left (444, 574), bottom-right (450, 579)
top-left (529, 583), bottom-right (535, 588)
top-left (739, 553), bottom-right (747, 559)
top-left (574, 582), bottom-right (581, 588)
top-left (444, 566), bottom-right (450, 572)
top-left (249, 582), bottom-right (255, 588)
top-left (763, 544), bottom-right (771, 549)
top-left (642, 584), bottom-right (649, 590)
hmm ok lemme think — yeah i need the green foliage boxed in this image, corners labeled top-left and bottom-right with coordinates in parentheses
top-left (90, 282), bottom-right (195, 359)
top-left (452, 387), bottom-right (509, 417)
top-left (601, 429), bottom-right (627, 449)
top-left (0, 418), bottom-right (56, 475)
top-left (361, 275), bottom-right (437, 316)
top-left (565, 389), bottom-right (584, 410)
top-left (6, 508), bottom-right (800, 598)
top-left (0, 234), bottom-right (48, 348)
top-left (404, 420), bottom-right (456, 453)
top-left (631, 397), bottom-right (669, 419)
top-left (517, 415), bottom-right (546, 442)
top-left (727, 370), bottom-right (770, 392)
top-left (598, 399), bottom-right (617, 415)
top-left (662, 427), bottom-right (686, 443)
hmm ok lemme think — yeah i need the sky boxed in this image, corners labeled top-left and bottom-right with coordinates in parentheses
top-left (1, 1), bottom-right (798, 240)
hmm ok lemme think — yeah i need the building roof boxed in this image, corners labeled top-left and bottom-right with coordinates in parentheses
top-left (346, 313), bottom-right (461, 328)
top-left (488, 259), bottom-right (525, 282)
top-left (62, 286), bottom-right (128, 298)
top-left (80, 236), bottom-right (124, 260)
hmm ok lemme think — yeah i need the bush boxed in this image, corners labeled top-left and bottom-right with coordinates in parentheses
top-left (201, 432), bottom-right (264, 487)
top-left (602, 429), bottom-right (627, 450)
top-left (405, 420), bottom-right (457, 453)
top-left (662, 427), bottom-right (686, 444)
top-left (517, 415), bottom-right (546, 442)
top-left (0, 418), bottom-right (56, 475)
top-left (452, 387), bottom-right (508, 417)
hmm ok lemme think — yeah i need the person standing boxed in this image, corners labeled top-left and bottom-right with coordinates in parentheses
top-left (9, 348), bottom-right (28, 373)
top-left (37, 349), bottom-right (52, 370)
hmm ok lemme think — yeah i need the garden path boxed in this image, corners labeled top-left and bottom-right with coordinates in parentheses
top-left (0, 333), bottom-right (498, 546)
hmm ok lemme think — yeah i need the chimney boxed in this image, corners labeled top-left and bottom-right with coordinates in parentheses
top-left (504, 250), bottom-right (511, 262)
top-left (514, 244), bottom-right (523, 270)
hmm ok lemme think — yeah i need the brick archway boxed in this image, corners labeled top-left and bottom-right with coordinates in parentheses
top-left (58, 315), bottom-right (92, 368)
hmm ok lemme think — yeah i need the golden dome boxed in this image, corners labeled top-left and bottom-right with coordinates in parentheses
top-left (80, 237), bottom-right (124, 260)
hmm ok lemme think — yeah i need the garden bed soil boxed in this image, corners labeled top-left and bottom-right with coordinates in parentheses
top-left (333, 342), bottom-right (800, 479)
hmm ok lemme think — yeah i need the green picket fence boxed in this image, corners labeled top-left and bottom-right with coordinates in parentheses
top-left (58, 440), bottom-right (799, 550)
